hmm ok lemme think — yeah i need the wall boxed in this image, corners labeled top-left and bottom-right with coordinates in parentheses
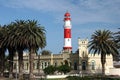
top-left (88, 54), bottom-right (113, 74)
top-left (109, 68), bottom-right (120, 76)
top-left (46, 75), bottom-right (68, 79)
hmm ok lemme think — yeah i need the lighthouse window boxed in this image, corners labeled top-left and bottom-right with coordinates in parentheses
top-left (68, 39), bottom-right (69, 41)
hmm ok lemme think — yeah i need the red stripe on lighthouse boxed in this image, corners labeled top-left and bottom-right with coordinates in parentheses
top-left (64, 29), bottom-right (71, 38)
top-left (64, 18), bottom-right (71, 21)
top-left (63, 47), bottom-right (72, 50)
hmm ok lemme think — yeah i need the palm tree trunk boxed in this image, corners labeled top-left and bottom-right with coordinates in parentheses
top-left (29, 48), bottom-right (35, 80)
top-left (38, 54), bottom-right (40, 74)
top-left (101, 62), bottom-right (105, 75)
top-left (101, 54), bottom-right (106, 77)
top-left (0, 48), bottom-right (5, 77)
top-left (18, 49), bottom-right (23, 80)
top-left (0, 55), bottom-right (2, 77)
top-left (8, 48), bottom-right (14, 79)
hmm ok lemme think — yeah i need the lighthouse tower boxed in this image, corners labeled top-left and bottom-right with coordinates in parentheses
top-left (63, 12), bottom-right (72, 52)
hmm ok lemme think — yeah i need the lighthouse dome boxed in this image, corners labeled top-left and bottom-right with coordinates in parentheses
top-left (64, 12), bottom-right (70, 17)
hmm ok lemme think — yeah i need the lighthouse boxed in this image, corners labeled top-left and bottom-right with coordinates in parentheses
top-left (63, 12), bottom-right (72, 52)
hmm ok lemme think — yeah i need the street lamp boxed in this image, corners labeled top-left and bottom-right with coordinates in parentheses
top-left (8, 59), bottom-right (18, 80)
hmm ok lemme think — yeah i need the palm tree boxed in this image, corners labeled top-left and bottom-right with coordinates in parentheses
top-left (114, 28), bottom-right (120, 44)
top-left (0, 20), bottom-right (46, 80)
top-left (22, 20), bottom-right (46, 80)
top-left (88, 30), bottom-right (119, 76)
top-left (0, 26), bottom-right (7, 77)
top-left (2, 20), bottom-right (32, 79)
top-left (2, 24), bottom-right (17, 78)
top-left (0, 25), bottom-right (16, 78)
top-left (11, 20), bottom-right (28, 80)
top-left (113, 28), bottom-right (120, 61)
top-left (2, 22), bottom-right (25, 79)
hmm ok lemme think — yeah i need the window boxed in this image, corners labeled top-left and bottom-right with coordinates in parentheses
top-left (69, 62), bottom-right (72, 67)
top-left (55, 62), bottom-right (57, 67)
top-left (91, 61), bottom-right (95, 70)
top-left (68, 39), bottom-right (69, 41)
top-left (74, 61), bottom-right (77, 70)
top-left (48, 62), bottom-right (50, 66)
top-left (24, 62), bottom-right (28, 70)
top-left (82, 51), bottom-right (85, 57)
top-left (23, 63), bottom-right (24, 69)
top-left (37, 61), bottom-right (39, 69)
top-left (82, 61), bottom-right (86, 70)
top-left (45, 62), bottom-right (47, 68)
top-left (42, 62), bottom-right (44, 69)
top-left (14, 63), bottom-right (16, 69)
top-left (33, 63), bottom-right (35, 69)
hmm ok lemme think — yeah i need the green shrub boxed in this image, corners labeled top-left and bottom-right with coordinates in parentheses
top-left (57, 65), bottom-right (71, 74)
top-left (43, 65), bottom-right (56, 75)
top-left (67, 76), bottom-right (80, 80)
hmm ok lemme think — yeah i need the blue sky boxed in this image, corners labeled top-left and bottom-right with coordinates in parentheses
top-left (0, 0), bottom-right (120, 53)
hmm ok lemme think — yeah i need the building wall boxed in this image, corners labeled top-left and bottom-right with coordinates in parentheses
top-left (88, 54), bottom-right (113, 74)
top-left (13, 52), bottom-right (74, 74)
top-left (109, 68), bottom-right (120, 76)
top-left (78, 38), bottom-right (113, 75)
top-left (13, 38), bottom-right (114, 75)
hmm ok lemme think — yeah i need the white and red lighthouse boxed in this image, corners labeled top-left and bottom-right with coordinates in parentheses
top-left (63, 12), bottom-right (72, 52)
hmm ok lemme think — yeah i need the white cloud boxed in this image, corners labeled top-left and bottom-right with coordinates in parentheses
top-left (71, 0), bottom-right (120, 23)
top-left (1, 0), bottom-right (120, 24)
top-left (1, 0), bottom-right (119, 53)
